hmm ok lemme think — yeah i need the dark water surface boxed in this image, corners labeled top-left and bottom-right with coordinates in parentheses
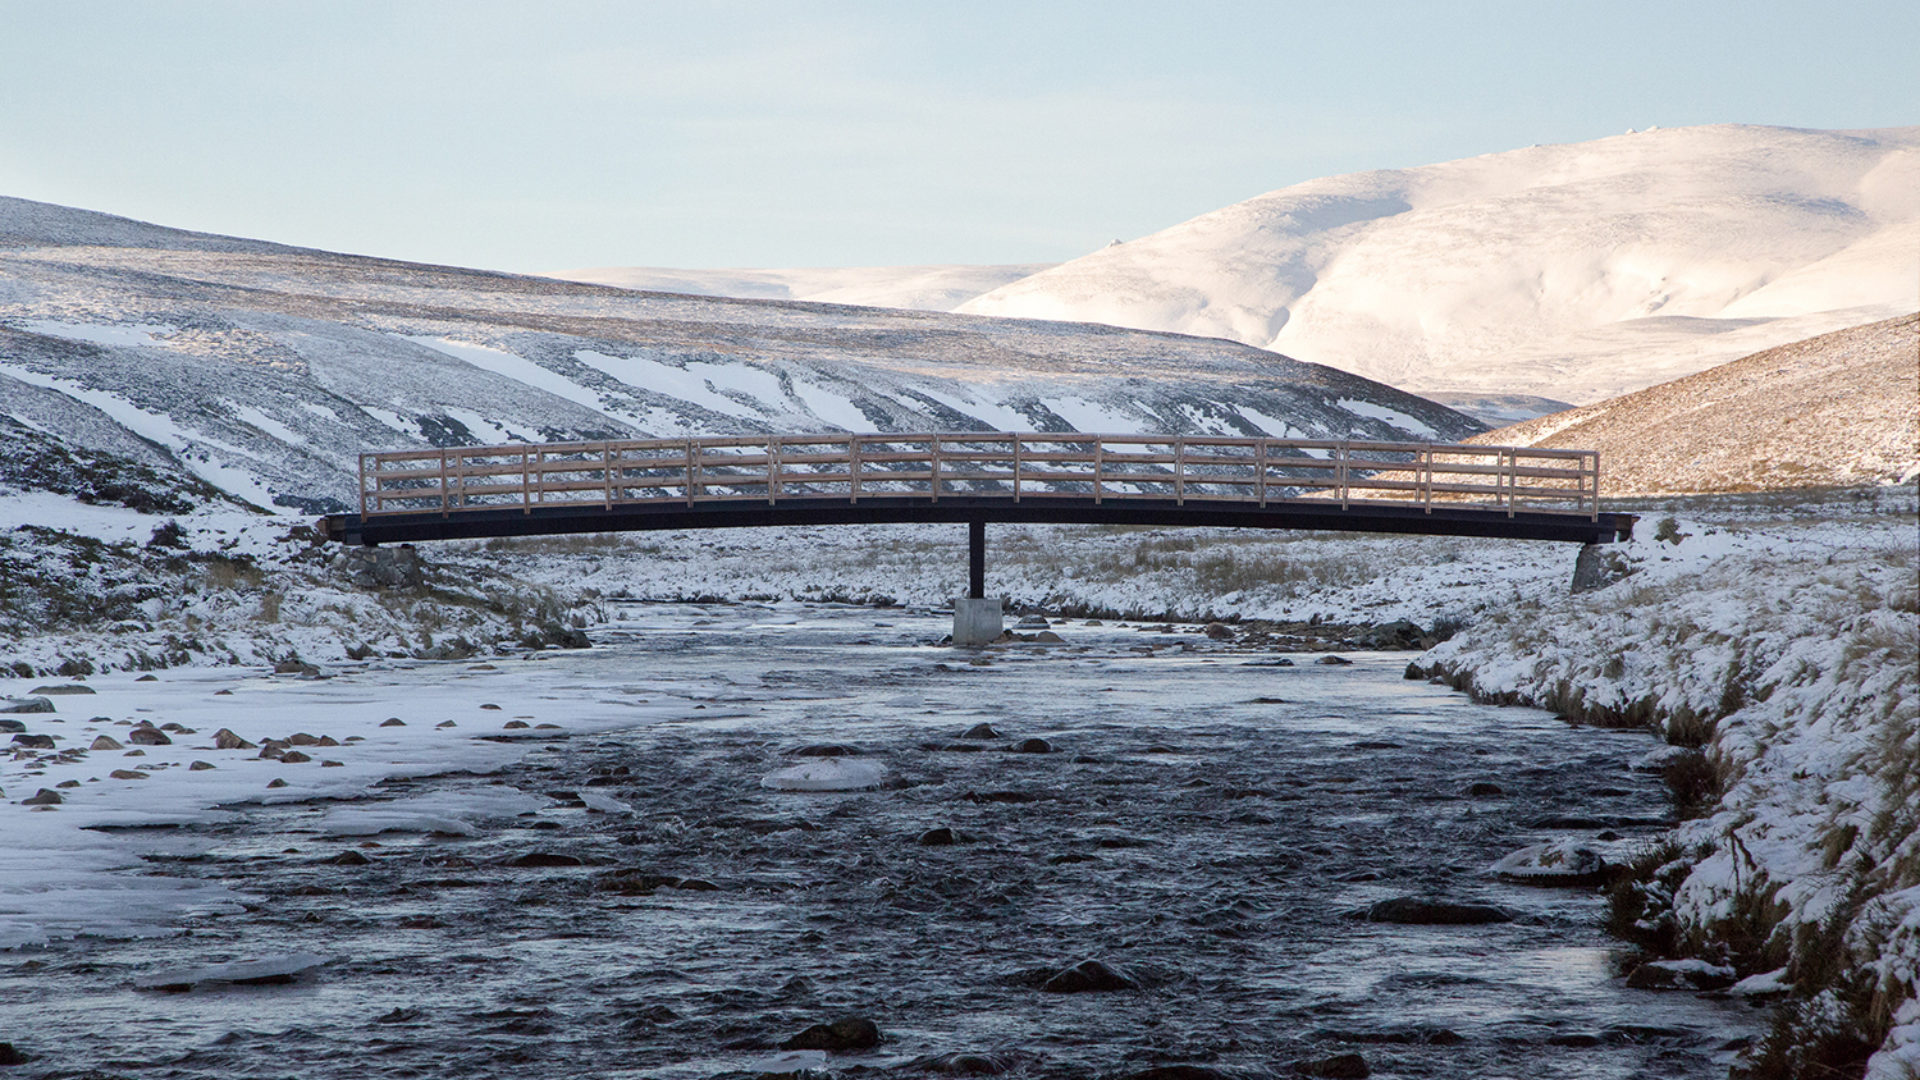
top-left (1, 604), bottom-right (1762, 1078)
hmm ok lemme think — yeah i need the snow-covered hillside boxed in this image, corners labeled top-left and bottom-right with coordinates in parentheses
top-left (0, 196), bottom-right (1478, 514)
top-left (553, 264), bottom-right (1052, 312)
top-left (960, 124), bottom-right (1920, 405)
top-left (1477, 313), bottom-right (1920, 494)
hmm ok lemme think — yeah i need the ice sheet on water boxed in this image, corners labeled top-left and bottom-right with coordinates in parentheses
top-left (316, 786), bottom-right (548, 836)
top-left (761, 758), bottom-right (888, 792)
top-left (135, 951), bottom-right (336, 991)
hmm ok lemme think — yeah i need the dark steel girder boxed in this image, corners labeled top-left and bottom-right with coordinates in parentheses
top-left (318, 496), bottom-right (1636, 547)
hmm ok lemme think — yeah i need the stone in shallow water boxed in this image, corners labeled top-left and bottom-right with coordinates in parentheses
top-left (1491, 840), bottom-right (1608, 886)
top-left (1357, 896), bottom-right (1512, 924)
top-left (788, 743), bottom-right (861, 757)
top-left (1624, 959), bottom-right (1736, 991)
top-left (1292, 1052), bottom-right (1370, 1078)
top-left (781, 1016), bottom-right (880, 1051)
top-left (1040, 958), bottom-right (1138, 993)
top-left (761, 758), bottom-right (887, 792)
top-left (960, 723), bottom-right (1001, 740)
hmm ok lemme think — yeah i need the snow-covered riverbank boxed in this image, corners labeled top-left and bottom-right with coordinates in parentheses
top-left (1416, 490), bottom-right (1918, 1079)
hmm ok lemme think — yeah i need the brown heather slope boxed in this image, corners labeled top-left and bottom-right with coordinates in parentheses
top-left (1474, 313), bottom-right (1919, 495)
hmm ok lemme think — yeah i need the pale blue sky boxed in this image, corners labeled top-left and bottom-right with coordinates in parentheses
top-left (1, 1), bottom-right (1913, 272)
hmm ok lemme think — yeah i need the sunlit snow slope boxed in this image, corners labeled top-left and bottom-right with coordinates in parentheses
top-left (553, 264), bottom-right (1053, 312)
top-left (961, 124), bottom-right (1920, 404)
top-left (1475, 313), bottom-right (1920, 494)
top-left (0, 197), bottom-right (1477, 514)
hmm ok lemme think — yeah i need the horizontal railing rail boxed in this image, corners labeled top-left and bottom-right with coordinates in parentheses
top-left (357, 433), bottom-right (1602, 522)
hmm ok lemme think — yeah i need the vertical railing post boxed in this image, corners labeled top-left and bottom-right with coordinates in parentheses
top-left (359, 453), bottom-right (369, 516)
top-left (929, 434), bottom-right (940, 501)
top-left (1422, 445), bottom-right (1433, 513)
top-left (685, 438), bottom-right (697, 506)
top-left (1256, 440), bottom-right (1267, 507)
top-left (1011, 434), bottom-right (1021, 502)
top-left (603, 444), bottom-right (613, 508)
top-left (1337, 441), bottom-right (1349, 510)
top-left (1503, 450), bottom-right (1514, 517)
top-left (1093, 438), bottom-right (1104, 504)
top-left (1175, 436), bottom-right (1186, 505)
top-left (439, 447), bottom-right (450, 517)
top-left (1590, 451), bottom-right (1600, 521)
top-left (848, 435), bottom-right (861, 502)
top-left (767, 436), bottom-right (780, 505)
top-left (520, 446), bottom-right (531, 514)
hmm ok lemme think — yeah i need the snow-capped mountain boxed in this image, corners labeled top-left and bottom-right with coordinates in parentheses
top-left (1475, 312), bottom-right (1919, 494)
top-left (0, 197), bottom-right (1478, 514)
top-left (960, 124), bottom-right (1920, 405)
top-left (553, 264), bottom-right (1053, 312)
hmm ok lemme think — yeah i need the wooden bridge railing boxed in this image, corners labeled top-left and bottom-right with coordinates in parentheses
top-left (357, 433), bottom-right (1601, 521)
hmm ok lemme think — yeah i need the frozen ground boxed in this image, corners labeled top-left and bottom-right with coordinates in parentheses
top-left (1, 652), bottom-right (707, 950)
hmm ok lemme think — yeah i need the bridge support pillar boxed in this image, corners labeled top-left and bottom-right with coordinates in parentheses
top-left (953, 597), bottom-right (1003, 648)
top-left (954, 520), bottom-right (1001, 646)
top-left (968, 520), bottom-right (985, 599)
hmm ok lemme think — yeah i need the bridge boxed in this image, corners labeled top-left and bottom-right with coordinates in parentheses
top-left (316, 432), bottom-right (1634, 644)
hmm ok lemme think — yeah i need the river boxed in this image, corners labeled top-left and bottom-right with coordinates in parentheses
top-left (0, 602), bottom-right (1764, 1078)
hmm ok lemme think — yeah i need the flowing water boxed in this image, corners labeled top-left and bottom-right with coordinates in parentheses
top-left (1, 603), bottom-right (1765, 1078)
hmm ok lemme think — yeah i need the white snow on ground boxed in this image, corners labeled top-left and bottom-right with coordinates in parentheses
top-left (0, 361), bottom-right (282, 509)
top-left (789, 380), bottom-right (876, 432)
top-left (962, 124), bottom-right (1920, 404)
top-left (574, 350), bottom-right (770, 420)
top-left (1337, 398), bottom-right (1439, 439)
top-left (0, 657), bottom-right (706, 948)
top-left (407, 336), bottom-right (608, 414)
top-left (16, 320), bottom-right (177, 349)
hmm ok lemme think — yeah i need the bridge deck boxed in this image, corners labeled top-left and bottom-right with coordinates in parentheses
top-left (318, 433), bottom-right (1634, 546)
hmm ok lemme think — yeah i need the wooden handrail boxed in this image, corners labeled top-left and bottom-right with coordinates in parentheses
top-left (358, 432), bottom-right (1603, 521)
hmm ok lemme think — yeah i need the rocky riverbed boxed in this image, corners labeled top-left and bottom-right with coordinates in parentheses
top-left (0, 603), bottom-right (1767, 1078)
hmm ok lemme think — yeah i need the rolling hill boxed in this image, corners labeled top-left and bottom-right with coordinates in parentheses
top-left (0, 197), bottom-right (1478, 514)
top-left (959, 124), bottom-right (1920, 407)
top-left (1476, 313), bottom-right (1919, 494)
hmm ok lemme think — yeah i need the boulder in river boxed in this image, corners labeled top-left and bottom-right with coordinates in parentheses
top-left (0, 698), bottom-right (55, 714)
top-left (90, 735), bottom-right (124, 751)
top-left (0, 1042), bottom-right (27, 1065)
top-left (1203, 622), bottom-right (1235, 640)
top-left (1356, 896), bottom-right (1513, 924)
top-left (22, 788), bottom-right (62, 806)
top-left (780, 1016), bottom-right (881, 1051)
top-left (11, 734), bottom-right (55, 749)
top-left (29, 684), bottom-right (94, 695)
top-left (1011, 738), bottom-right (1053, 754)
top-left (127, 726), bottom-right (171, 746)
top-left (960, 723), bottom-right (1001, 740)
top-left (1491, 840), bottom-right (1609, 887)
top-left (1624, 958), bottom-right (1737, 991)
top-left (1315, 655), bottom-right (1353, 666)
top-left (1291, 1052), bottom-right (1370, 1078)
top-left (788, 744), bottom-right (862, 758)
top-left (212, 728), bottom-right (256, 749)
top-left (1040, 959), bottom-right (1138, 993)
